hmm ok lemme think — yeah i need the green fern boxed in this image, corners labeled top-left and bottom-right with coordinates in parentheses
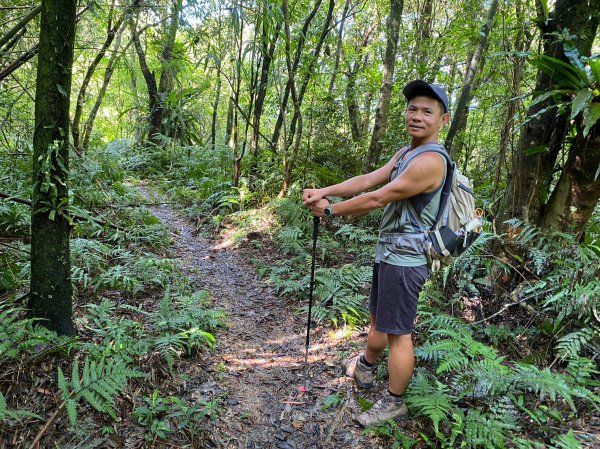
top-left (334, 224), bottom-right (377, 244)
top-left (551, 430), bottom-right (582, 449)
top-left (57, 357), bottom-right (145, 427)
top-left (0, 391), bottom-right (41, 423)
top-left (405, 371), bottom-right (454, 433)
top-left (555, 327), bottom-right (598, 361)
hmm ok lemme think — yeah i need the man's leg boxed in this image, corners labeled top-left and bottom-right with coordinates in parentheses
top-left (364, 313), bottom-right (388, 364)
top-left (387, 333), bottom-right (414, 395)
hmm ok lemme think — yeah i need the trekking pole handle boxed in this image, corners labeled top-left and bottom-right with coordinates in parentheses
top-left (312, 215), bottom-right (320, 240)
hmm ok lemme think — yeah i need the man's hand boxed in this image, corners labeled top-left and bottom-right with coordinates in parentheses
top-left (303, 188), bottom-right (326, 206)
top-left (309, 198), bottom-right (330, 217)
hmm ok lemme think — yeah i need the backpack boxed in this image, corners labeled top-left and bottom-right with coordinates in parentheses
top-left (385, 143), bottom-right (482, 272)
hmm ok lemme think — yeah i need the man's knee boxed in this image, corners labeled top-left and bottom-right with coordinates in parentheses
top-left (388, 333), bottom-right (412, 348)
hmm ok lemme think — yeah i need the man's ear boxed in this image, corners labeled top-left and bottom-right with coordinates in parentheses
top-left (441, 112), bottom-right (450, 127)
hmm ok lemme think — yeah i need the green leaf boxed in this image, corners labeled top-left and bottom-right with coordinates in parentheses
top-left (528, 91), bottom-right (560, 108)
top-left (57, 367), bottom-right (68, 396)
top-left (595, 164), bottom-right (600, 181)
top-left (524, 145), bottom-right (549, 156)
top-left (66, 399), bottom-right (77, 427)
top-left (563, 45), bottom-right (586, 74)
top-left (56, 84), bottom-right (67, 97)
top-left (532, 55), bottom-right (586, 90)
top-left (71, 359), bottom-right (80, 389)
top-left (570, 89), bottom-right (593, 119)
top-left (583, 103), bottom-right (600, 137)
top-left (589, 58), bottom-right (600, 84)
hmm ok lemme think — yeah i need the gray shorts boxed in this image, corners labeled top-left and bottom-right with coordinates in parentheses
top-left (368, 262), bottom-right (429, 335)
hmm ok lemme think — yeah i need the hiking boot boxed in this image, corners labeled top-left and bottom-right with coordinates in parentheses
top-left (356, 393), bottom-right (408, 427)
top-left (341, 354), bottom-right (376, 389)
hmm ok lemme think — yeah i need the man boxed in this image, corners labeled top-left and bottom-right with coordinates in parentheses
top-left (302, 80), bottom-right (450, 427)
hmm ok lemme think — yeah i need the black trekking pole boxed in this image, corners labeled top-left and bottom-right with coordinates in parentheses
top-left (303, 215), bottom-right (320, 392)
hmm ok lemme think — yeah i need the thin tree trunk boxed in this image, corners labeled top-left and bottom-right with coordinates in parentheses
top-left (328, 0), bottom-right (351, 96)
top-left (211, 67), bottom-right (221, 150)
top-left (73, 3), bottom-right (124, 151)
top-left (271, 0), bottom-right (323, 151)
top-left (224, 95), bottom-right (234, 146)
top-left (251, 18), bottom-right (281, 158)
top-left (279, 0), bottom-right (335, 196)
top-left (413, 0), bottom-right (433, 78)
top-left (362, 0), bottom-right (403, 173)
top-left (0, 4), bottom-right (41, 50)
top-left (156, 0), bottom-right (182, 139)
top-left (346, 60), bottom-right (363, 142)
top-left (231, 0), bottom-right (244, 187)
top-left (345, 25), bottom-right (374, 143)
top-left (130, 16), bottom-right (161, 146)
top-left (445, 0), bottom-right (499, 157)
top-left (29, 0), bottom-right (76, 336)
top-left (81, 25), bottom-right (128, 152)
top-left (494, 0), bottom-right (530, 193)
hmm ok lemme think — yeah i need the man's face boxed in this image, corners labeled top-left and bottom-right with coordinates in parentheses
top-left (405, 96), bottom-right (449, 141)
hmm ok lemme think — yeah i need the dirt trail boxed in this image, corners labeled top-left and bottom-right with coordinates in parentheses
top-left (143, 193), bottom-right (382, 449)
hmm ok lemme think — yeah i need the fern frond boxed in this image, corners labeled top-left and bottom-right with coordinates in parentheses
top-left (405, 372), bottom-right (453, 433)
top-left (58, 357), bottom-right (145, 427)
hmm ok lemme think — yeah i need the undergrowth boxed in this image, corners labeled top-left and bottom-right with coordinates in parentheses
top-left (0, 141), bottom-right (225, 447)
top-left (245, 187), bottom-right (600, 448)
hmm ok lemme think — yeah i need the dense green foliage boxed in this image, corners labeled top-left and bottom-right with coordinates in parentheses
top-left (1, 0), bottom-right (599, 446)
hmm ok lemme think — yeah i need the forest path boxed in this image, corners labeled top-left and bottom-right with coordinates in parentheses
top-left (141, 188), bottom-right (380, 449)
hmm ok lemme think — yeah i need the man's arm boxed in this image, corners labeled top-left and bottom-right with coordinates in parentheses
top-left (312, 153), bottom-right (444, 217)
top-left (303, 150), bottom-right (402, 205)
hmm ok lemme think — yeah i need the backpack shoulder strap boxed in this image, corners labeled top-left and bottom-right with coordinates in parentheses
top-left (399, 143), bottom-right (455, 229)
top-left (402, 142), bottom-right (452, 168)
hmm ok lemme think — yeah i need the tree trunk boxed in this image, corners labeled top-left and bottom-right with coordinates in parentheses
top-left (73, 5), bottom-right (124, 152)
top-left (346, 61), bottom-right (363, 142)
top-left (413, 0), bottom-right (433, 78)
top-left (362, 0), bottom-right (403, 173)
top-left (270, 0), bottom-right (323, 151)
top-left (278, 0), bottom-right (335, 196)
top-left (345, 25), bottom-right (374, 143)
top-left (81, 25), bottom-right (128, 152)
top-left (130, 17), bottom-right (161, 146)
top-left (505, 0), bottom-right (600, 225)
top-left (156, 0), bottom-right (182, 139)
top-left (224, 94), bottom-right (234, 146)
top-left (251, 18), bottom-right (281, 158)
top-left (327, 0), bottom-right (351, 96)
top-left (29, 0), bottom-right (76, 336)
top-left (445, 0), bottom-right (499, 158)
top-left (211, 67), bottom-right (221, 150)
top-left (540, 119), bottom-right (600, 237)
top-left (0, 4), bottom-right (41, 50)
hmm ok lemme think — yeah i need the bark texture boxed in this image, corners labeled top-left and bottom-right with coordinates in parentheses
top-left (506, 0), bottom-right (600, 226)
top-left (29, 0), bottom-right (77, 336)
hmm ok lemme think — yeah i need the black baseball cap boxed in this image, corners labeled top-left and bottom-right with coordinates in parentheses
top-left (403, 80), bottom-right (449, 113)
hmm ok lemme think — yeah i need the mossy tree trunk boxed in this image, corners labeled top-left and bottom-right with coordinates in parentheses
top-left (540, 120), bottom-right (600, 238)
top-left (505, 0), bottom-right (599, 226)
top-left (29, 0), bottom-right (77, 336)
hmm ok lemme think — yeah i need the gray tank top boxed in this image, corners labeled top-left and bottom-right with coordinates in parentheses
top-left (375, 145), bottom-right (447, 266)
